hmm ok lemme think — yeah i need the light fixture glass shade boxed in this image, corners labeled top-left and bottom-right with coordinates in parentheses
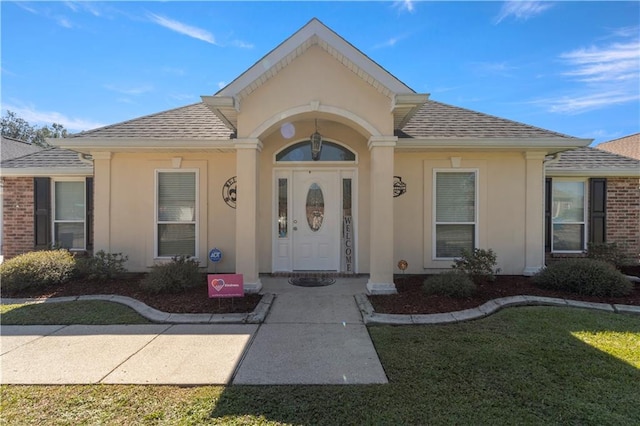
top-left (310, 131), bottom-right (322, 161)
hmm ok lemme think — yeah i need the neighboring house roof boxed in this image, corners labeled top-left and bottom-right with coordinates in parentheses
top-left (1, 135), bottom-right (43, 161)
top-left (0, 147), bottom-right (93, 176)
top-left (595, 133), bottom-right (640, 160)
top-left (546, 146), bottom-right (640, 177)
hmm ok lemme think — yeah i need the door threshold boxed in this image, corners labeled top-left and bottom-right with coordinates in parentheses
top-left (269, 271), bottom-right (361, 278)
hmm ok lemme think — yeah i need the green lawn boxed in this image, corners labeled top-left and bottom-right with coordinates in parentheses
top-left (1, 307), bottom-right (639, 425)
top-left (0, 301), bottom-right (150, 325)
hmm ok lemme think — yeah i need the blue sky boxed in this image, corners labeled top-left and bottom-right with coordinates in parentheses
top-left (2, 1), bottom-right (638, 145)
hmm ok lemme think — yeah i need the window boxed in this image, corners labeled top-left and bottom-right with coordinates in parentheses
top-left (434, 170), bottom-right (477, 258)
top-left (156, 171), bottom-right (197, 257)
top-left (551, 180), bottom-right (586, 252)
top-left (53, 180), bottom-right (86, 250)
top-left (276, 141), bottom-right (356, 162)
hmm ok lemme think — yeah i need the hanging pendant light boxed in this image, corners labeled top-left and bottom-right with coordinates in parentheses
top-left (310, 119), bottom-right (323, 161)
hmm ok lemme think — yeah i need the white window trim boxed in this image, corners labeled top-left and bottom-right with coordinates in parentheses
top-left (273, 139), bottom-right (358, 165)
top-left (432, 168), bottom-right (479, 260)
top-left (550, 178), bottom-right (588, 254)
top-left (154, 169), bottom-right (199, 259)
top-left (51, 178), bottom-right (86, 251)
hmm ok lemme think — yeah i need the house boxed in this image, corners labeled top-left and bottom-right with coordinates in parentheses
top-left (0, 143), bottom-right (93, 259)
top-left (9, 19), bottom-right (598, 294)
top-left (596, 133), bottom-right (640, 160)
top-left (545, 147), bottom-right (640, 263)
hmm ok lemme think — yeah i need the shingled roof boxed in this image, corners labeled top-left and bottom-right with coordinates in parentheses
top-left (67, 103), bottom-right (234, 140)
top-left (546, 146), bottom-right (640, 177)
top-left (1, 136), bottom-right (43, 161)
top-left (399, 100), bottom-right (575, 139)
top-left (595, 133), bottom-right (640, 160)
top-left (64, 98), bottom-right (577, 143)
top-left (0, 147), bottom-right (92, 176)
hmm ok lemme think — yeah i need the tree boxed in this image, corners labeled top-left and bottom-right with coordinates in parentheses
top-left (1, 110), bottom-right (68, 147)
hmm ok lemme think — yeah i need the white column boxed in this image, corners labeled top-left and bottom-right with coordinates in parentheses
top-left (523, 151), bottom-right (546, 276)
top-left (91, 151), bottom-right (112, 253)
top-left (234, 138), bottom-right (262, 293)
top-left (366, 136), bottom-right (397, 294)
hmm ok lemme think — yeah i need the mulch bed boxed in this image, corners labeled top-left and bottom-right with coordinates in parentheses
top-left (3, 266), bottom-right (639, 315)
top-left (1, 273), bottom-right (262, 314)
top-left (370, 265), bottom-right (640, 315)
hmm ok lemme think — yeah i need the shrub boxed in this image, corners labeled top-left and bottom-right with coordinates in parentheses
top-left (0, 250), bottom-right (76, 292)
top-left (141, 255), bottom-right (202, 294)
top-left (587, 242), bottom-right (629, 269)
top-left (75, 250), bottom-right (128, 282)
top-left (533, 258), bottom-right (632, 297)
top-left (452, 248), bottom-right (500, 283)
top-left (423, 271), bottom-right (477, 299)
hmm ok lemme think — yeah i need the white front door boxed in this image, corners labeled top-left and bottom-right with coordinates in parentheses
top-left (292, 170), bottom-right (339, 271)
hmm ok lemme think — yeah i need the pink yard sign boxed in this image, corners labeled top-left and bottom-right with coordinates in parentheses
top-left (207, 274), bottom-right (244, 298)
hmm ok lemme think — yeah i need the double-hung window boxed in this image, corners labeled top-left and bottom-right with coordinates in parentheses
top-left (434, 170), bottom-right (477, 258)
top-left (156, 170), bottom-right (197, 258)
top-left (551, 180), bottom-right (586, 252)
top-left (53, 180), bottom-right (86, 250)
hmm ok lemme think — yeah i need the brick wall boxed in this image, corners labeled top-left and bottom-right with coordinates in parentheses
top-left (2, 177), bottom-right (35, 258)
top-left (607, 177), bottom-right (640, 263)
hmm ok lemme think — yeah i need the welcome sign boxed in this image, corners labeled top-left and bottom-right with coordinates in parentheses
top-left (207, 274), bottom-right (244, 298)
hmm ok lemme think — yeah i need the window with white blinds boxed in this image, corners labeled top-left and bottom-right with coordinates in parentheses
top-left (156, 171), bottom-right (197, 257)
top-left (53, 180), bottom-right (86, 250)
top-left (551, 180), bottom-right (586, 252)
top-left (434, 170), bottom-right (477, 258)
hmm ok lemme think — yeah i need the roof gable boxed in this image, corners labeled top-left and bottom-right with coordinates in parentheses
top-left (202, 18), bottom-right (426, 132)
top-left (217, 18), bottom-right (414, 101)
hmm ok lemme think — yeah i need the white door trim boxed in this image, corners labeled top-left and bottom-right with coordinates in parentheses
top-left (272, 167), bottom-right (358, 273)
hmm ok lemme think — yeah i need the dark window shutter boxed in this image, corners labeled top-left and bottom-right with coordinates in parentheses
top-left (544, 178), bottom-right (552, 252)
top-left (589, 178), bottom-right (606, 244)
top-left (34, 177), bottom-right (51, 250)
top-left (86, 177), bottom-right (94, 251)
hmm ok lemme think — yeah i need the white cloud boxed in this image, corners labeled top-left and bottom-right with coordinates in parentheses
top-left (394, 0), bottom-right (415, 13)
top-left (148, 13), bottom-right (217, 45)
top-left (218, 81), bottom-right (227, 90)
top-left (230, 39), bottom-right (254, 49)
top-left (541, 36), bottom-right (640, 114)
top-left (494, 1), bottom-right (553, 24)
top-left (470, 61), bottom-right (518, 77)
top-left (3, 104), bottom-right (105, 132)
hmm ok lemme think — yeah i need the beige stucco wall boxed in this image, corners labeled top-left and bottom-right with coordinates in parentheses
top-left (237, 45), bottom-right (393, 138)
top-left (394, 151), bottom-right (533, 275)
top-left (96, 152), bottom-right (237, 273)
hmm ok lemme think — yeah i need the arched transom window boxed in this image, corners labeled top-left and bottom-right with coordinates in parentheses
top-left (276, 141), bottom-right (356, 162)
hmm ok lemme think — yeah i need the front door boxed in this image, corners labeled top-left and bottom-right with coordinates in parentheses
top-left (292, 170), bottom-right (339, 270)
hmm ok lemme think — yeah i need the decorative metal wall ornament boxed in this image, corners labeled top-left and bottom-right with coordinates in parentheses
top-left (393, 176), bottom-right (407, 197)
top-left (397, 260), bottom-right (408, 273)
top-left (222, 176), bottom-right (237, 209)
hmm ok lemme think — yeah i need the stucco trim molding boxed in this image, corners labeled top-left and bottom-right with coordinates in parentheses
top-left (249, 103), bottom-right (382, 139)
top-left (234, 138), bottom-right (263, 152)
top-left (367, 136), bottom-right (398, 149)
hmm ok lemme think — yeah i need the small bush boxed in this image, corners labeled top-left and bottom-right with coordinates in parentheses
top-left (423, 271), bottom-right (477, 299)
top-left (533, 258), bottom-right (632, 297)
top-left (0, 250), bottom-right (76, 292)
top-left (76, 250), bottom-right (128, 282)
top-left (141, 255), bottom-right (202, 294)
top-left (587, 242), bottom-right (629, 269)
top-left (452, 248), bottom-right (501, 283)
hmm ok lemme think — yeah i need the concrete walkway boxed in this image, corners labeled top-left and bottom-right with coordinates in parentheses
top-left (2, 277), bottom-right (638, 385)
top-left (0, 277), bottom-right (387, 385)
